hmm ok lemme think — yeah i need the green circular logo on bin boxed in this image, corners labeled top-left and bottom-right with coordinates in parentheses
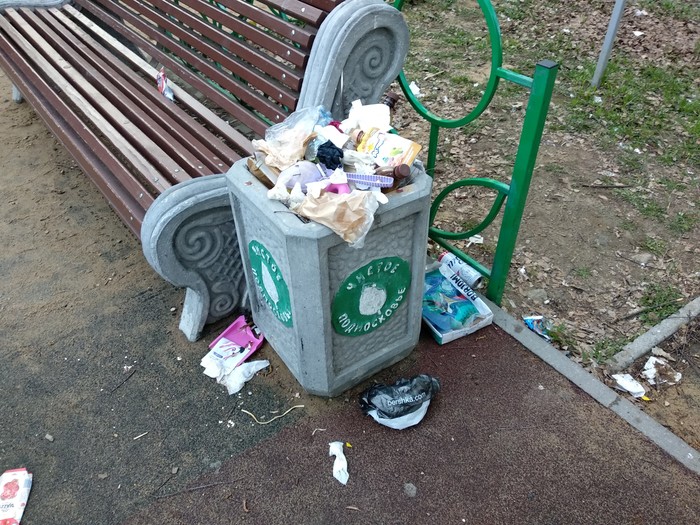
top-left (332, 257), bottom-right (411, 336)
top-left (248, 240), bottom-right (292, 327)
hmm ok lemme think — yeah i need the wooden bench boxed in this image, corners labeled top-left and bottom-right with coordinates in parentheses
top-left (0, 0), bottom-right (409, 339)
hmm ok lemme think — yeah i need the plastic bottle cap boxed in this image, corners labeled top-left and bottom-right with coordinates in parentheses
top-left (350, 129), bottom-right (364, 143)
top-left (394, 164), bottom-right (410, 179)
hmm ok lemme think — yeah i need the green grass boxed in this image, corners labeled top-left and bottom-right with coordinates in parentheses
top-left (615, 189), bottom-right (666, 220)
top-left (566, 59), bottom-right (700, 167)
top-left (500, 0), bottom-right (533, 21)
top-left (639, 0), bottom-right (700, 22)
top-left (449, 76), bottom-right (487, 100)
top-left (658, 177), bottom-right (686, 191)
top-left (582, 337), bottom-right (628, 365)
top-left (620, 219), bottom-right (637, 231)
top-left (639, 284), bottom-right (683, 325)
top-left (642, 238), bottom-right (666, 256)
top-left (572, 266), bottom-right (591, 278)
top-left (549, 323), bottom-right (575, 348)
top-left (542, 163), bottom-right (566, 175)
top-left (669, 211), bottom-right (698, 234)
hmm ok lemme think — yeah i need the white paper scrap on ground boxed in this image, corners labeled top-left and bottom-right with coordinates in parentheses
top-left (642, 356), bottom-right (682, 386)
top-left (0, 467), bottom-right (33, 523)
top-left (612, 373), bottom-right (646, 398)
top-left (328, 441), bottom-right (349, 485)
top-left (201, 357), bottom-right (270, 395)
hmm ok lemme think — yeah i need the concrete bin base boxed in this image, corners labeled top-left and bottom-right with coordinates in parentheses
top-left (227, 159), bottom-right (432, 397)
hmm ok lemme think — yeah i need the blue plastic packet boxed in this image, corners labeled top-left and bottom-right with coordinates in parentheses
top-left (522, 315), bottom-right (552, 341)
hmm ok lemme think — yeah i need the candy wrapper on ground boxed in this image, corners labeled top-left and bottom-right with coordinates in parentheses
top-left (359, 374), bottom-right (440, 430)
top-left (0, 467), bottom-right (32, 524)
top-left (422, 261), bottom-right (493, 344)
top-left (201, 315), bottom-right (266, 394)
top-left (522, 315), bottom-right (552, 341)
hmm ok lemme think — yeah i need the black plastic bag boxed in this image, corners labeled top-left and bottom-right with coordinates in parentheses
top-left (359, 374), bottom-right (440, 429)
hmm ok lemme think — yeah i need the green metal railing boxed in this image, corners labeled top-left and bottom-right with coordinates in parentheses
top-left (394, 0), bottom-right (558, 305)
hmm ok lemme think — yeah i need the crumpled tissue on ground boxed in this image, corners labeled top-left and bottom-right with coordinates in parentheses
top-left (201, 357), bottom-right (270, 395)
top-left (642, 356), bottom-right (682, 386)
top-left (328, 441), bottom-right (349, 485)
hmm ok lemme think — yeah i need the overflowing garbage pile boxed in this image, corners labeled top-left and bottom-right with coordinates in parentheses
top-left (247, 96), bottom-right (422, 248)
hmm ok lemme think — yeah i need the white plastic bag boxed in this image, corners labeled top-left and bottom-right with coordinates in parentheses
top-left (252, 106), bottom-right (324, 171)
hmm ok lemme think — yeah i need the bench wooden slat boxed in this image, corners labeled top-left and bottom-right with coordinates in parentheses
top-left (213, 0), bottom-right (318, 48)
top-left (253, 0), bottom-right (325, 26)
top-left (119, 0), bottom-right (298, 108)
top-left (97, 0), bottom-right (296, 119)
top-left (8, 9), bottom-right (198, 191)
top-left (21, 8), bottom-right (220, 185)
top-left (181, 0), bottom-right (309, 70)
top-left (81, 0), bottom-right (281, 135)
top-left (149, 0), bottom-right (304, 92)
top-left (34, 8), bottom-right (236, 177)
top-left (302, 0), bottom-right (345, 12)
top-left (0, 31), bottom-right (150, 234)
top-left (1, 9), bottom-right (177, 196)
top-left (61, 5), bottom-right (254, 155)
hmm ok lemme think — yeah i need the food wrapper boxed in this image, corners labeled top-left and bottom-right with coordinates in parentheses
top-left (201, 316), bottom-right (267, 395)
top-left (422, 264), bottom-right (493, 344)
top-left (292, 189), bottom-right (381, 248)
top-left (156, 67), bottom-right (174, 102)
top-left (0, 467), bottom-right (32, 524)
top-left (252, 106), bottom-right (324, 171)
top-left (356, 128), bottom-right (421, 168)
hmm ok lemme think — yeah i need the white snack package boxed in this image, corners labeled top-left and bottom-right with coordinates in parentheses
top-left (0, 467), bottom-right (33, 524)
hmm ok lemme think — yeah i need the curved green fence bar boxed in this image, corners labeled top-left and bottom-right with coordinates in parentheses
top-left (393, 0), bottom-right (558, 305)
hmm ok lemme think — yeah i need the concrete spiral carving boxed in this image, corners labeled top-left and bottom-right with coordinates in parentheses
top-left (176, 217), bottom-right (225, 267)
top-left (173, 209), bottom-right (246, 320)
top-left (296, 0), bottom-right (409, 119)
top-left (338, 28), bottom-right (398, 113)
top-left (141, 175), bottom-right (249, 342)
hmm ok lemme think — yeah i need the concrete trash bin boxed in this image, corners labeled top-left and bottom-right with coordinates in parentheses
top-left (226, 159), bottom-right (432, 397)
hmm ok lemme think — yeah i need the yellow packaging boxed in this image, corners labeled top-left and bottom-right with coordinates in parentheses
top-left (356, 128), bottom-right (422, 168)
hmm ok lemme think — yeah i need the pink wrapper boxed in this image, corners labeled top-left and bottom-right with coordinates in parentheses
top-left (0, 468), bottom-right (32, 524)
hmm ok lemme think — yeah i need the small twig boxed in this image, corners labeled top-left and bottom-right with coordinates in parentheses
top-left (241, 405), bottom-right (304, 425)
top-left (151, 474), bottom-right (174, 496)
top-left (243, 498), bottom-right (250, 513)
top-left (676, 343), bottom-right (700, 378)
top-left (613, 298), bottom-right (684, 322)
top-left (614, 253), bottom-right (664, 271)
top-left (423, 70), bottom-right (445, 80)
top-left (133, 431), bottom-right (149, 440)
top-left (153, 479), bottom-right (242, 500)
top-left (580, 183), bottom-right (632, 189)
top-left (110, 368), bottom-right (136, 393)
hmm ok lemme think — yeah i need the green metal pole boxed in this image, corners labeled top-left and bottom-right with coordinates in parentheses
top-left (426, 122), bottom-right (439, 177)
top-left (486, 59), bottom-right (559, 304)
